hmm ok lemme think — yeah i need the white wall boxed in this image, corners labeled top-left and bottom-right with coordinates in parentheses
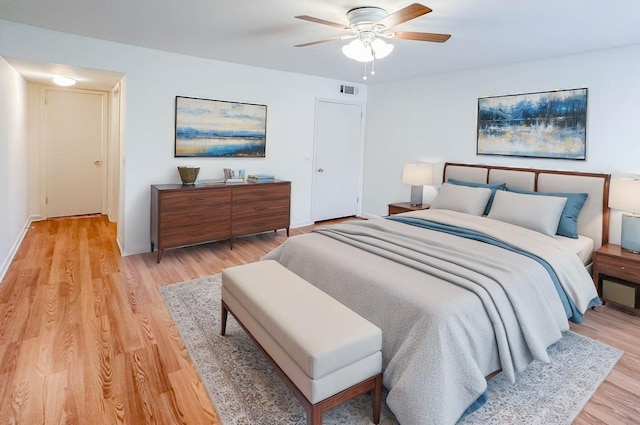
top-left (0, 57), bottom-right (29, 279)
top-left (0, 19), bottom-right (367, 256)
top-left (363, 44), bottom-right (640, 243)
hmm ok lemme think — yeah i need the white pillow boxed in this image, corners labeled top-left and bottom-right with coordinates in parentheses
top-left (487, 190), bottom-right (567, 236)
top-left (430, 183), bottom-right (492, 216)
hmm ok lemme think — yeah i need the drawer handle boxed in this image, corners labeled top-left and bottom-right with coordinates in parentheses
top-left (189, 232), bottom-right (204, 237)
top-left (253, 207), bottom-right (268, 211)
top-left (621, 266), bottom-right (626, 270)
top-left (189, 197), bottom-right (206, 201)
top-left (189, 214), bottom-right (206, 220)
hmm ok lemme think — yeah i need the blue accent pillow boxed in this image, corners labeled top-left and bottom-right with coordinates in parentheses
top-left (447, 178), bottom-right (506, 215)
top-left (506, 188), bottom-right (588, 239)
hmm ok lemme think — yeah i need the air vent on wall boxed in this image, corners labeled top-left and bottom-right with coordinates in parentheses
top-left (340, 84), bottom-right (358, 95)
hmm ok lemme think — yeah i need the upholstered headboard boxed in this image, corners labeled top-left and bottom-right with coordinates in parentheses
top-left (443, 163), bottom-right (611, 248)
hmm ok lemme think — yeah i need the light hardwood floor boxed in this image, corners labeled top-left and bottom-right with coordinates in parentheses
top-left (1, 215), bottom-right (639, 424)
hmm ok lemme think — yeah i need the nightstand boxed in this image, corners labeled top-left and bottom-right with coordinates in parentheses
top-left (388, 202), bottom-right (430, 215)
top-left (592, 243), bottom-right (640, 315)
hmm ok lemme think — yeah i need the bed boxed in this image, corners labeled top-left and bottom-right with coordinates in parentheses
top-left (262, 163), bottom-right (610, 425)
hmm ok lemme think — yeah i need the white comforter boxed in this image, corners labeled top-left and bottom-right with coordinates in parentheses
top-left (262, 210), bottom-right (598, 425)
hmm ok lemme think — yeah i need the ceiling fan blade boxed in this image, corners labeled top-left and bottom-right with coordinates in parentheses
top-left (294, 15), bottom-right (348, 29)
top-left (392, 31), bottom-right (451, 43)
top-left (294, 35), bottom-right (353, 47)
top-left (376, 3), bottom-right (432, 28)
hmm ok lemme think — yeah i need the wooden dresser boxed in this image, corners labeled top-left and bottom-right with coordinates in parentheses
top-left (151, 180), bottom-right (290, 263)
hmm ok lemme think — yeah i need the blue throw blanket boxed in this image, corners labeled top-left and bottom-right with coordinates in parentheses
top-left (386, 216), bottom-right (600, 324)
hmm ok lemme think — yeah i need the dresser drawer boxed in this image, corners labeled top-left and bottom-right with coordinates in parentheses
top-left (596, 254), bottom-right (640, 283)
top-left (233, 183), bottom-right (290, 203)
top-left (232, 215), bottom-right (289, 236)
top-left (160, 188), bottom-right (232, 212)
top-left (232, 198), bottom-right (289, 220)
top-left (160, 203), bottom-right (230, 230)
top-left (160, 221), bottom-right (231, 247)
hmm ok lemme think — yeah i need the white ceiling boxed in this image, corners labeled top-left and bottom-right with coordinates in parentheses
top-left (2, 0), bottom-right (640, 86)
top-left (4, 57), bottom-right (124, 90)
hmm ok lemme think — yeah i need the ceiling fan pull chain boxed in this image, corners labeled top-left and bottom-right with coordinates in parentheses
top-left (363, 61), bottom-right (368, 80)
top-left (371, 54), bottom-right (376, 76)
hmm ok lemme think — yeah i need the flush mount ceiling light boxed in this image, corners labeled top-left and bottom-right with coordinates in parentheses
top-left (295, 3), bottom-right (451, 80)
top-left (52, 76), bottom-right (76, 87)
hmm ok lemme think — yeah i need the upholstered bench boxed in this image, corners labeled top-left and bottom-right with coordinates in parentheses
top-left (221, 260), bottom-right (383, 425)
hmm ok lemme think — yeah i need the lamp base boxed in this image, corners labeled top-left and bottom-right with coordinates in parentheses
top-left (410, 185), bottom-right (423, 207)
top-left (621, 213), bottom-right (640, 253)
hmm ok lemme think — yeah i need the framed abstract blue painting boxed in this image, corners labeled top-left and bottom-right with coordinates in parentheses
top-left (175, 96), bottom-right (267, 157)
top-left (477, 88), bottom-right (587, 160)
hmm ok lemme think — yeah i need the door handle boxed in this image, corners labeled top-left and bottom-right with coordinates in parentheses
top-left (317, 168), bottom-right (324, 173)
top-left (94, 160), bottom-right (103, 166)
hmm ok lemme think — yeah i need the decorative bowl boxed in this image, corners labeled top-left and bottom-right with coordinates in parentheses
top-left (177, 166), bottom-right (200, 185)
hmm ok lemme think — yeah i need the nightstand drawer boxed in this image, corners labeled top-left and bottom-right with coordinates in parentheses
top-left (596, 255), bottom-right (640, 283)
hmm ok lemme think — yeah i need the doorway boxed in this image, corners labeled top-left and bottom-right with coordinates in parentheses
top-left (43, 88), bottom-right (107, 218)
top-left (312, 100), bottom-right (364, 222)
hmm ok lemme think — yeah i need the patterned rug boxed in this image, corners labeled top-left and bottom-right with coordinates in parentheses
top-left (160, 274), bottom-right (622, 425)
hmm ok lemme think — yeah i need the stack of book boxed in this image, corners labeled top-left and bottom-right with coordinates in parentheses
top-left (247, 174), bottom-right (275, 182)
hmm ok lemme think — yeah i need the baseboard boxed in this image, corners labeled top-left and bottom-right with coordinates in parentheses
top-left (0, 216), bottom-right (35, 283)
top-left (290, 220), bottom-right (313, 229)
top-left (106, 208), bottom-right (117, 223)
top-left (360, 212), bottom-right (382, 220)
top-left (116, 236), bottom-right (127, 256)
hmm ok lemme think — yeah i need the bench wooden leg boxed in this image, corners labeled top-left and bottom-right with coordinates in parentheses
top-left (308, 405), bottom-right (322, 425)
top-left (372, 373), bottom-right (382, 424)
top-left (221, 301), bottom-right (229, 336)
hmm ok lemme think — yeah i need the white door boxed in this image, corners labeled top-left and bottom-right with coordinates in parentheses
top-left (313, 101), bottom-right (363, 222)
top-left (45, 89), bottom-right (105, 218)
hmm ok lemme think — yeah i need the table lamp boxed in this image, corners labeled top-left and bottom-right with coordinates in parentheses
top-left (609, 178), bottom-right (640, 253)
top-left (402, 163), bottom-right (433, 206)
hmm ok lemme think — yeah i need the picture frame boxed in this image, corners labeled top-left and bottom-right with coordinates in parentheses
top-left (477, 88), bottom-right (587, 160)
top-left (175, 96), bottom-right (267, 157)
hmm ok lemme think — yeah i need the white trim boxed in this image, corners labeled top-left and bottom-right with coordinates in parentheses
top-left (360, 212), bottom-right (382, 220)
top-left (311, 98), bottom-right (367, 222)
top-left (0, 217), bottom-right (33, 283)
top-left (291, 219), bottom-right (314, 229)
top-left (116, 235), bottom-right (125, 257)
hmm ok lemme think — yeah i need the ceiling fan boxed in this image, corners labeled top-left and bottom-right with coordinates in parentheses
top-left (294, 3), bottom-right (450, 56)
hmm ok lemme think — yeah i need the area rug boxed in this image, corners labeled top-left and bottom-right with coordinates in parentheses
top-left (160, 274), bottom-right (622, 425)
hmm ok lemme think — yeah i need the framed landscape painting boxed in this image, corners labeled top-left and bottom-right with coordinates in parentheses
top-left (175, 96), bottom-right (267, 157)
top-left (477, 88), bottom-right (587, 160)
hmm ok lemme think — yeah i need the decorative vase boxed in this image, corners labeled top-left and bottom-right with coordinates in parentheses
top-left (177, 166), bottom-right (200, 185)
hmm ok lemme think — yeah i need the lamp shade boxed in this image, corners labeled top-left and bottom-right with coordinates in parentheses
top-left (402, 164), bottom-right (433, 186)
top-left (342, 39), bottom-right (374, 62)
top-left (609, 178), bottom-right (640, 213)
top-left (371, 38), bottom-right (394, 59)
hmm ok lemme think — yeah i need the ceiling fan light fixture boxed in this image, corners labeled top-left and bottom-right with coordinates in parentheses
top-left (371, 38), bottom-right (394, 59)
top-left (297, 3), bottom-right (448, 80)
top-left (342, 39), bottom-right (374, 62)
